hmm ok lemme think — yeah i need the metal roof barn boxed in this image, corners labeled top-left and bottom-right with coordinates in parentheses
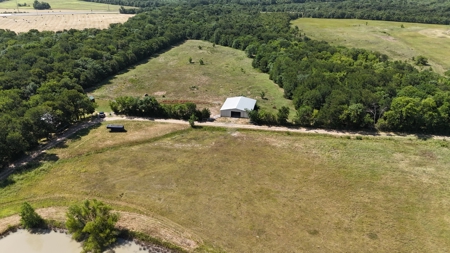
top-left (220, 96), bottom-right (256, 118)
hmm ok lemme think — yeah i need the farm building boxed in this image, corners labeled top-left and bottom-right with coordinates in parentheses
top-left (220, 96), bottom-right (256, 118)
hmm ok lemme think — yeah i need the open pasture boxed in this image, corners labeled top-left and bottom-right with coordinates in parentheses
top-left (292, 18), bottom-right (450, 74)
top-left (89, 40), bottom-right (294, 117)
top-left (1, 121), bottom-right (450, 252)
top-left (0, 12), bottom-right (133, 33)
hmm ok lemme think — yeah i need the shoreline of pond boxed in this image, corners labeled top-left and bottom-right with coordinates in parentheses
top-left (0, 221), bottom-right (182, 253)
top-left (0, 228), bottom-right (178, 253)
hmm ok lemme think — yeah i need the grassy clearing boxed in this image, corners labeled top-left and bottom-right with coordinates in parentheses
top-left (89, 40), bottom-right (294, 117)
top-left (0, 0), bottom-right (121, 11)
top-left (292, 18), bottom-right (450, 74)
top-left (1, 121), bottom-right (450, 252)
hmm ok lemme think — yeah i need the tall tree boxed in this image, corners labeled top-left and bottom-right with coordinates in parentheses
top-left (20, 202), bottom-right (44, 230)
top-left (66, 199), bottom-right (120, 253)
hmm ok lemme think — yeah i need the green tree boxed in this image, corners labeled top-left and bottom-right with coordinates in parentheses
top-left (189, 113), bottom-right (197, 127)
top-left (66, 199), bottom-right (120, 253)
top-left (295, 105), bottom-right (313, 126)
top-left (199, 59), bottom-right (204, 65)
top-left (33, 0), bottom-right (50, 9)
top-left (384, 96), bottom-right (421, 131)
top-left (260, 91), bottom-right (266, 100)
top-left (277, 106), bottom-right (290, 125)
top-left (415, 55), bottom-right (428, 66)
top-left (200, 108), bottom-right (211, 121)
top-left (339, 103), bottom-right (373, 128)
top-left (20, 202), bottom-right (43, 230)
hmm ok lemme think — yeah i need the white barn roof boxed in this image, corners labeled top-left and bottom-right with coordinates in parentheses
top-left (220, 96), bottom-right (256, 111)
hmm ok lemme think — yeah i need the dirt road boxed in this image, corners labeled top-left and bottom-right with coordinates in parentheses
top-left (105, 115), bottom-right (443, 140)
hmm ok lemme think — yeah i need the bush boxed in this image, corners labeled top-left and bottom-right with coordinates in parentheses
top-left (200, 108), bottom-right (211, 120)
top-left (20, 202), bottom-right (43, 230)
top-left (33, 0), bottom-right (51, 9)
top-left (415, 55), bottom-right (428, 66)
top-left (66, 199), bottom-right (120, 253)
top-left (189, 114), bottom-right (197, 127)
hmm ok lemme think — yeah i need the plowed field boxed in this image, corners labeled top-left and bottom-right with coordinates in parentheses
top-left (0, 13), bottom-right (133, 33)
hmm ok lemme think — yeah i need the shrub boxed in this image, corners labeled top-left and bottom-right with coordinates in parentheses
top-left (200, 108), bottom-right (211, 121)
top-left (189, 114), bottom-right (197, 127)
top-left (66, 199), bottom-right (120, 253)
top-left (20, 202), bottom-right (43, 230)
top-left (33, 0), bottom-right (51, 9)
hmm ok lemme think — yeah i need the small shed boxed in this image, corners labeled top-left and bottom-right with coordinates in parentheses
top-left (220, 96), bottom-right (256, 118)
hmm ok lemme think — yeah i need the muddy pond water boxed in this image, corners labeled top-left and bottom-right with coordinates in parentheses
top-left (0, 229), bottom-right (154, 253)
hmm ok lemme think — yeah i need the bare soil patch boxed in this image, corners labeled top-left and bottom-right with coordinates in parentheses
top-left (0, 13), bottom-right (133, 33)
top-left (418, 28), bottom-right (450, 39)
top-left (376, 34), bottom-right (397, 42)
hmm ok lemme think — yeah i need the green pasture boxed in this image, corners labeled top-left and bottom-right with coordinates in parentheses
top-left (292, 18), bottom-right (450, 74)
top-left (1, 121), bottom-right (450, 252)
top-left (0, 0), bottom-right (120, 11)
top-left (89, 40), bottom-right (294, 116)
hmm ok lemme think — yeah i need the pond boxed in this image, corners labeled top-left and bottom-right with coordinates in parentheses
top-left (0, 229), bottom-right (166, 253)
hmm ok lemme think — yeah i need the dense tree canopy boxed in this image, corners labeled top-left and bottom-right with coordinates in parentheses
top-left (33, 0), bottom-right (51, 10)
top-left (1, 3), bottom-right (450, 167)
top-left (93, 0), bottom-right (450, 25)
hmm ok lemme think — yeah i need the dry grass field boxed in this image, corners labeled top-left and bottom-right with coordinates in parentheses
top-left (90, 40), bottom-right (294, 117)
top-left (0, 12), bottom-right (133, 33)
top-left (1, 120), bottom-right (450, 252)
top-left (0, 0), bottom-right (121, 11)
top-left (292, 18), bottom-right (450, 74)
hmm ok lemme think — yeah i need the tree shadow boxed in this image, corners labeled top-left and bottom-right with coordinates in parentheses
top-left (108, 129), bottom-right (128, 133)
top-left (0, 122), bottom-right (103, 187)
top-left (0, 152), bottom-right (59, 189)
top-left (415, 134), bottom-right (433, 140)
top-left (0, 177), bottom-right (15, 188)
top-left (56, 122), bottom-right (102, 149)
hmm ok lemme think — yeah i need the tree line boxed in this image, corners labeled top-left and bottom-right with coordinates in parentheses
top-left (2, 3), bottom-right (450, 166)
top-left (0, 5), bottom-right (288, 164)
top-left (110, 96), bottom-right (211, 121)
top-left (33, 0), bottom-right (51, 10)
top-left (249, 37), bottom-right (450, 133)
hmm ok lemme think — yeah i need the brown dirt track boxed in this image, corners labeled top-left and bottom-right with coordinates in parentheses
top-left (0, 12), bottom-right (134, 33)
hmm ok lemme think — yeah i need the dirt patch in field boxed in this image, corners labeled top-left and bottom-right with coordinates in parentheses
top-left (153, 91), bottom-right (167, 96)
top-left (375, 34), bottom-right (397, 42)
top-left (0, 207), bottom-right (200, 251)
top-left (0, 13), bottom-right (133, 33)
top-left (418, 28), bottom-right (450, 39)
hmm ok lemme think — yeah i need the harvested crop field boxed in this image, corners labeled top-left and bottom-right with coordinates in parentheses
top-left (0, 12), bottom-right (133, 33)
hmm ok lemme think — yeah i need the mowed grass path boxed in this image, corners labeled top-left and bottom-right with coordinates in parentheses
top-left (292, 18), bottom-right (450, 74)
top-left (90, 40), bottom-right (293, 116)
top-left (1, 121), bottom-right (450, 252)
